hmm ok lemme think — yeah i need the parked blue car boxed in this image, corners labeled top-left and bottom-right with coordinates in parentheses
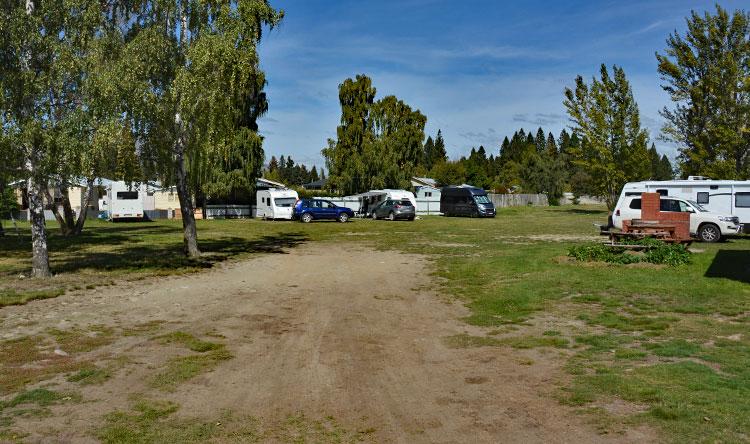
top-left (293, 198), bottom-right (354, 223)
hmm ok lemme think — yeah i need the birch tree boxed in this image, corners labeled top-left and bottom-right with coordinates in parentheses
top-left (120, 0), bottom-right (282, 257)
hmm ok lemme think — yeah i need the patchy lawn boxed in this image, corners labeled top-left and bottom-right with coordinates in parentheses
top-left (2, 206), bottom-right (750, 441)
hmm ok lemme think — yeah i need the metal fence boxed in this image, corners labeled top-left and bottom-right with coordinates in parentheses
top-left (416, 200), bottom-right (441, 215)
top-left (205, 205), bottom-right (252, 219)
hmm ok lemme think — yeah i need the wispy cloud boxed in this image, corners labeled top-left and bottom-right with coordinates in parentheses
top-left (512, 113), bottom-right (566, 127)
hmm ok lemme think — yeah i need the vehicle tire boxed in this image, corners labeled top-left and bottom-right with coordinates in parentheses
top-left (338, 213), bottom-right (349, 223)
top-left (409, 216), bottom-right (415, 221)
top-left (372, 212), bottom-right (378, 220)
top-left (698, 223), bottom-right (721, 243)
top-left (301, 213), bottom-right (313, 224)
top-left (387, 211), bottom-right (395, 221)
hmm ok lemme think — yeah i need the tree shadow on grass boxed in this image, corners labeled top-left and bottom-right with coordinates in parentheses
top-left (50, 232), bottom-right (308, 275)
top-left (0, 224), bottom-right (178, 256)
top-left (555, 208), bottom-right (609, 215)
top-left (704, 250), bottom-right (750, 284)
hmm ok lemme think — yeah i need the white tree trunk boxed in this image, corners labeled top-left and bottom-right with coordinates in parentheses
top-left (28, 172), bottom-right (51, 278)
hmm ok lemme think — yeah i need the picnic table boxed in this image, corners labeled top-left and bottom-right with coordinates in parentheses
top-left (603, 221), bottom-right (692, 247)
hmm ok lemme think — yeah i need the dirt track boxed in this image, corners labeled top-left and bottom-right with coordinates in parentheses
top-left (2, 243), bottom-right (655, 443)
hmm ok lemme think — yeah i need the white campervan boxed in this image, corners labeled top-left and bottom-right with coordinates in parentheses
top-left (256, 188), bottom-right (299, 220)
top-left (105, 181), bottom-right (144, 221)
top-left (618, 177), bottom-right (750, 231)
top-left (359, 189), bottom-right (417, 215)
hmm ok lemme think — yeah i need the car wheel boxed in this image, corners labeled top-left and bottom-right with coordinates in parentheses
top-left (301, 213), bottom-right (313, 223)
top-left (387, 211), bottom-right (395, 221)
top-left (409, 216), bottom-right (415, 221)
top-left (698, 223), bottom-right (721, 243)
top-left (338, 213), bottom-right (349, 223)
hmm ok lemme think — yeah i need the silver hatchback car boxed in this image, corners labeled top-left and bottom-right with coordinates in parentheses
top-left (371, 199), bottom-right (416, 221)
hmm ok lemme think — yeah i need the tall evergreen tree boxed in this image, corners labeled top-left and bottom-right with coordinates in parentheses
top-left (423, 136), bottom-right (435, 169)
top-left (433, 129), bottom-right (447, 165)
top-left (657, 6), bottom-right (750, 179)
top-left (545, 132), bottom-right (558, 158)
top-left (535, 127), bottom-right (546, 154)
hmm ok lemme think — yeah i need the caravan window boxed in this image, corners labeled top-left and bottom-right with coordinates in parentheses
top-left (736, 193), bottom-right (750, 208)
top-left (274, 198), bottom-right (296, 207)
top-left (656, 189), bottom-right (668, 196)
top-left (697, 192), bottom-right (709, 204)
top-left (629, 199), bottom-right (642, 209)
top-left (116, 191), bottom-right (139, 200)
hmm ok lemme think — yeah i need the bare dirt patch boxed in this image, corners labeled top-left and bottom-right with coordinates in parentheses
top-left (1, 243), bottom-right (656, 442)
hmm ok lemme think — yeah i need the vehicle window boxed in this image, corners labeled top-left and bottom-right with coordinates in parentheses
top-left (311, 200), bottom-right (322, 208)
top-left (116, 191), bottom-right (139, 200)
top-left (656, 189), bottom-right (668, 196)
top-left (275, 198), bottom-right (296, 207)
top-left (474, 195), bottom-right (490, 204)
top-left (629, 198), bottom-right (641, 209)
top-left (678, 201), bottom-right (690, 212)
top-left (660, 199), bottom-right (680, 212)
top-left (398, 200), bottom-right (412, 206)
top-left (736, 193), bottom-right (750, 208)
top-left (697, 192), bottom-right (709, 204)
top-left (323, 201), bottom-right (335, 208)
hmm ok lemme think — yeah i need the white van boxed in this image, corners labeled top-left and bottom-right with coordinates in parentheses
top-left (619, 177), bottom-right (750, 229)
top-left (105, 181), bottom-right (144, 221)
top-left (612, 194), bottom-right (740, 242)
top-left (256, 188), bottom-right (299, 220)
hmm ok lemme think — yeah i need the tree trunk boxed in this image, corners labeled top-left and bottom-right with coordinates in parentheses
top-left (0, 218), bottom-right (4, 237)
top-left (60, 182), bottom-right (76, 233)
top-left (28, 174), bottom-right (51, 278)
top-left (73, 178), bottom-right (95, 235)
top-left (175, 145), bottom-right (200, 257)
top-left (44, 188), bottom-right (70, 236)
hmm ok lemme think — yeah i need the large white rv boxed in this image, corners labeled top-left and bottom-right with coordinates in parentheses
top-left (256, 188), bottom-right (299, 220)
top-left (618, 177), bottom-right (750, 229)
top-left (103, 181), bottom-right (145, 221)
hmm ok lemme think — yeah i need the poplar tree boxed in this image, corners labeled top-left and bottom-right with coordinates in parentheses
top-left (657, 5), bottom-right (750, 179)
top-left (564, 64), bottom-right (650, 209)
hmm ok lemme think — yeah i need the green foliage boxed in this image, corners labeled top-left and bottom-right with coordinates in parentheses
top-left (568, 239), bottom-right (691, 266)
top-left (322, 74), bottom-right (426, 194)
top-left (564, 65), bottom-right (651, 209)
top-left (657, 6), bottom-right (750, 179)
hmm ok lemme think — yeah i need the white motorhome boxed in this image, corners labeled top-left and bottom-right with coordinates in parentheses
top-left (357, 189), bottom-right (417, 215)
top-left (256, 188), bottom-right (299, 220)
top-left (618, 177), bottom-right (750, 230)
top-left (104, 181), bottom-right (145, 221)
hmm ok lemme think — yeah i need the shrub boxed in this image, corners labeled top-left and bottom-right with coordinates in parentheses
top-left (568, 239), bottom-right (690, 266)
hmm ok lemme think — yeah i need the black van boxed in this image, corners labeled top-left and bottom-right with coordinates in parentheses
top-left (440, 186), bottom-right (496, 217)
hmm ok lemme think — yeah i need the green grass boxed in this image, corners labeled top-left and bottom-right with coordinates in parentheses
top-left (67, 367), bottom-right (111, 385)
top-left (149, 334), bottom-right (232, 391)
top-left (3, 207), bottom-right (750, 441)
top-left (97, 400), bottom-right (374, 444)
top-left (155, 331), bottom-right (222, 352)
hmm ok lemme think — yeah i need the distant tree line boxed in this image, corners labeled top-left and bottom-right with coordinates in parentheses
top-left (263, 155), bottom-right (325, 186)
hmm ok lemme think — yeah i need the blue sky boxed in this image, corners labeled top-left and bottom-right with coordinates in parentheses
top-left (257, 1), bottom-right (745, 169)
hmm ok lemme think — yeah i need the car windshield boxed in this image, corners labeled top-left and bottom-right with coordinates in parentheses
top-left (686, 200), bottom-right (707, 212)
top-left (474, 195), bottom-right (490, 204)
top-left (274, 198), bottom-right (296, 207)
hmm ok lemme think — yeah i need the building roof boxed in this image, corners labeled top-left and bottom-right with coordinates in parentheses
top-left (302, 178), bottom-right (327, 189)
top-left (411, 177), bottom-right (437, 187)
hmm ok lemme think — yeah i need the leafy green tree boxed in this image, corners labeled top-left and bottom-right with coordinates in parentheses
top-left (564, 64), bottom-right (651, 209)
top-left (120, 0), bottom-right (282, 257)
top-left (0, 0), bottom-right (114, 276)
top-left (432, 161), bottom-right (466, 186)
top-left (657, 6), bottom-right (750, 179)
top-left (323, 75), bottom-right (426, 193)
